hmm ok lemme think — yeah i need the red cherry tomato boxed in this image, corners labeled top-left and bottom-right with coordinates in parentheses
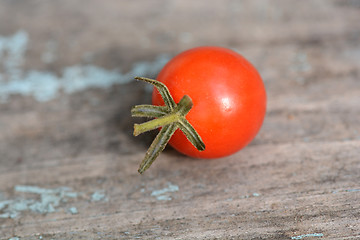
top-left (152, 46), bottom-right (266, 158)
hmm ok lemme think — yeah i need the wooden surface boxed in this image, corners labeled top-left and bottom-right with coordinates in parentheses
top-left (0, 0), bottom-right (359, 239)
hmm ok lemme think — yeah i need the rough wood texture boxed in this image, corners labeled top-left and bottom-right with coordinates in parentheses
top-left (0, 0), bottom-right (359, 239)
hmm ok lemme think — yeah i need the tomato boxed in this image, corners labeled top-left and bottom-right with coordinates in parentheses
top-left (152, 46), bottom-right (266, 158)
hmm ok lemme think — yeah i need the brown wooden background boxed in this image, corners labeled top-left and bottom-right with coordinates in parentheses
top-left (0, 0), bottom-right (359, 239)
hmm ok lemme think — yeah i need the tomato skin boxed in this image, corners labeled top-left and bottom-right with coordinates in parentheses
top-left (152, 46), bottom-right (266, 158)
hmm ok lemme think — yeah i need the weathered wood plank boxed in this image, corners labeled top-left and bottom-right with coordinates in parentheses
top-left (0, 0), bottom-right (359, 239)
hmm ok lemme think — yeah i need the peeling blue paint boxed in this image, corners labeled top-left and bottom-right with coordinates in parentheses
top-left (0, 30), bottom-right (170, 102)
top-left (332, 188), bottom-right (360, 194)
top-left (291, 233), bottom-right (324, 239)
top-left (0, 30), bottom-right (28, 80)
top-left (151, 182), bottom-right (179, 201)
top-left (0, 185), bottom-right (79, 218)
top-left (68, 206), bottom-right (78, 215)
top-left (239, 192), bottom-right (261, 199)
top-left (91, 190), bottom-right (107, 202)
top-left (345, 189), bottom-right (360, 193)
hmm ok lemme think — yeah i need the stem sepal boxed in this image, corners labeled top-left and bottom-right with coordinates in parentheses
top-left (132, 77), bottom-right (205, 174)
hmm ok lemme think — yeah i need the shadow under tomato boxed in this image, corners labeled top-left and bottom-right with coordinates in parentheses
top-left (104, 81), bottom-right (157, 153)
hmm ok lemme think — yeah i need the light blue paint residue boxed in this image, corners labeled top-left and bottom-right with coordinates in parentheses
top-left (0, 185), bottom-right (78, 218)
top-left (8, 237), bottom-right (20, 240)
top-left (91, 190), bottom-right (107, 202)
top-left (151, 182), bottom-right (179, 201)
top-left (239, 192), bottom-right (261, 199)
top-left (0, 30), bottom-right (28, 80)
top-left (68, 206), bottom-right (78, 214)
top-left (291, 233), bottom-right (324, 239)
top-left (345, 189), bottom-right (360, 193)
top-left (0, 30), bottom-right (170, 102)
top-left (332, 188), bottom-right (360, 194)
top-left (156, 195), bottom-right (172, 201)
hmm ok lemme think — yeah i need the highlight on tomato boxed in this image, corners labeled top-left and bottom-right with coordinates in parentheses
top-left (131, 46), bottom-right (266, 174)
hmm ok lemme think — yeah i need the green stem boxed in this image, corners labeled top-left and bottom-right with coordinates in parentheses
top-left (134, 113), bottom-right (179, 136)
top-left (131, 105), bottom-right (169, 118)
top-left (138, 123), bottom-right (178, 174)
top-left (177, 118), bottom-right (205, 151)
top-left (134, 77), bottom-right (176, 110)
top-left (132, 77), bottom-right (205, 174)
top-left (175, 95), bottom-right (193, 115)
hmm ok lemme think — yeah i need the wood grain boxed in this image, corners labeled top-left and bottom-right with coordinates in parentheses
top-left (0, 0), bottom-right (359, 239)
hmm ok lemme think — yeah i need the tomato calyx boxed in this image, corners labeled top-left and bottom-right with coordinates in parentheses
top-left (131, 77), bottom-right (205, 174)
